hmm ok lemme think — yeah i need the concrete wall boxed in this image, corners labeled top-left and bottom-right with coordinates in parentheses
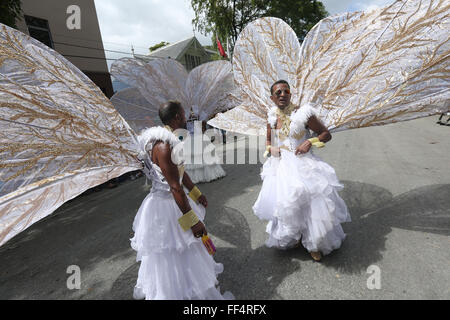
top-left (16, 0), bottom-right (114, 97)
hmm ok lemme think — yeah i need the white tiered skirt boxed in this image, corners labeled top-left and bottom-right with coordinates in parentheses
top-left (185, 163), bottom-right (226, 184)
top-left (253, 150), bottom-right (351, 255)
top-left (183, 137), bottom-right (226, 184)
top-left (131, 190), bottom-right (232, 300)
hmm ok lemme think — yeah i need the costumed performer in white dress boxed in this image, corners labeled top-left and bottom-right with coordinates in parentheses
top-left (253, 80), bottom-right (350, 261)
top-left (0, 24), bottom-right (232, 299)
top-left (110, 58), bottom-right (241, 183)
top-left (208, 2), bottom-right (449, 261)
top-left (131, 100), bottom-right (233, 300)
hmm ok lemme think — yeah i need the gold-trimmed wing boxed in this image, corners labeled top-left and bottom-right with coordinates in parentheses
top-left (208, 17), bottom-right (302, 134)
top-left (0, 24), bottom-right (141, 247)
top-left (208, 104), bottom-right (267, 135)
top-left (209, 0), bottom-right (449, 134)
top-left (297, 0), bottom-right (449, 131)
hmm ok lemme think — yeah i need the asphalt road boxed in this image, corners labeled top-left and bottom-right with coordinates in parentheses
top-left (0, 115), bottom-right (449, 300)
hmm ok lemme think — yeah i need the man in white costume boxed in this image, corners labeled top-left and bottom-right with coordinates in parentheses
top-left (131, 100), bottom-right (232, 299)
top-left (207, 6), bottom-right (450, 261)
top-left (253, 80), bottom-right (351, 262)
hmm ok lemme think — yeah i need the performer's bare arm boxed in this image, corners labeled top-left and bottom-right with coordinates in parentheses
top-left (152, 141), bottom-right (207, 236)
top-left (182, 172), bottom-right (208, 208)
top-left (181, 172), bottom-right (195, 195)
top-left (295, 116), bottom-right (331, 155)
top-left (266, 122), bottom-right (272, 146)
top-left (266, 122), bottom-right (281, 157)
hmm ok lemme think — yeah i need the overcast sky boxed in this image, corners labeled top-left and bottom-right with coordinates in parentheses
top-left (94, 0), bottom-right (394, 69)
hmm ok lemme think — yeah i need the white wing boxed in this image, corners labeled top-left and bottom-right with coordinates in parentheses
top-left (208, 104), bottom-right (267, 135)
top-left (210, 0), bottom-right (449, 134)
top-left (297, 0), bottom-right (450, 131)
top-left (186, 60), bottom-right (241, 121)
top-left (111, 57), bottom-right (190, 114)
top-left (0, 24), bottom-right (141, 247)
top-left (208, 17), bottom-right (302, 134)
top-left (110, 87), bottom-right (162, 133)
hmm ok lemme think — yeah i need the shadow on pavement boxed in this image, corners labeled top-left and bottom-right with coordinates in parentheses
top-left (111, 163), bottom-right (306, 300)
top-left (321, 181), bottom-right (450, 274)
top-left (0, 178), bottom-right (151, 299)
top-left (1, 160), bottom-right (448, 299)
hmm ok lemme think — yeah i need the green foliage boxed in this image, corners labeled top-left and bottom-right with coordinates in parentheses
top-left (149, 41), bottom-right (170, 52)
top-left (266, 0), bottom-right (328, 41)
top-left (204, 44), bottom-right (226, 61)
top-left (0, 0), bottom-right (23, 28)
top-left (191, 0), bottom-right (328, 51)
top-left (210, 53), bottom-right (225, 60)
top-left (191, 0), bottom-right (266, 50)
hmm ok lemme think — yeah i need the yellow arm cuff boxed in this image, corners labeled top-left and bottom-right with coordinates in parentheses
top-left (263, 145), bottom-right (271, 158)
top-left (188, 186), bottom-right (202, 202)
top-left (308, 137), bottom-right (325, 148)
top-left (178, 210), bottom-right (200, 231)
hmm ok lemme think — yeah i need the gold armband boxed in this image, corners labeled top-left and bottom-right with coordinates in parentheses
top-left (188, 186), bottom-right (202, 202)
top-left (178, 210), bottom-right (200, 231)
top-left (308, 137), bottom-right (325, 148)
top-left (263, 145), bottom-right (272, 158)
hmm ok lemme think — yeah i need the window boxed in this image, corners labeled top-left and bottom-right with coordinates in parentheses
top-left (185, 54), bottom-right (201, 70)
top-left (25, 15), bottom-right (54, 48)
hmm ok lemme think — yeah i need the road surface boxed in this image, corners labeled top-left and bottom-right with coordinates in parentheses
top-left (0, 115), bottom-right (448, 299)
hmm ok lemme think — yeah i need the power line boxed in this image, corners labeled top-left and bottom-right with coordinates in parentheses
top-left (62, 54), bottom-right (119, 61)
top-left (62, 53), bottom-right (170, 62)
top-left (54, 41), bottom-right (134, 55)
top-left (52, 32), bottom-right (150, 50)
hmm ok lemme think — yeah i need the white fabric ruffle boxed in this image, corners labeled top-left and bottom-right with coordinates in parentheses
top-left (267, 106), bottom-right (278, 128)
top-left (183, 135), bottom-right (226, 183)
top-left (131, 191), bottom-right (232, 300)
top-left (137, 126), bottom-right (181, 160)
top-left (253, 150), bottom-right (350, 255)
top-left (185, 163), bottom-right (226, 184)
top-left (289, 103), bottom-right (318, 136)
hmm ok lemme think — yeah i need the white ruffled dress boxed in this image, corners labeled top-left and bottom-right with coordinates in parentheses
top-left (185, 122), bottom-right (226, 184)
top-left (131, 126), bottom-right (232, 300)
top-left (253, 105), bottom-right (351, 255)
top-left (184, 161), bottom-right (226, 184)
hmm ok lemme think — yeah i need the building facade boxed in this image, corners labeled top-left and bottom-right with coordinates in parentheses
top-left (134, 37), bottom-right (212, 72)
top-left (15, 0), bottom-right (114, 98)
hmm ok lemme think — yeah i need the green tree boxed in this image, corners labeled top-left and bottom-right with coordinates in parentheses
top-left (149, 41), bottom-right (170, 52)
top-left (191, 0), bottom-right (328, 52)
top-left (266, 0), bottom-right (328, 41)
top-left (0, 0), bottom-right (23, 28)
top-left (204, 44), bottom-right (225, 61)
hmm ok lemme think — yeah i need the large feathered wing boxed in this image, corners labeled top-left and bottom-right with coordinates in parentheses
top-left (208, 17), bottom-right (302, 134)
top-left (110, 87), bottom-right (162, 133)
top-left (112, 59), bottom-right (241, 124)
top-left (208, 104), bottom-right (267, 135)
top-left (297, 0), bottom-right (449, 131)
top-left (186, 60), bottom-right (241, 121)
top-left (0, 24), bottom-right (141, 247)
top-left (111, 58), bottom-right (190, 114)
top-left (209, 0), bottom-right (449, 134)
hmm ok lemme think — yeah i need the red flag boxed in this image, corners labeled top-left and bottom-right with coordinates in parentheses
top-left (216, 36), bottom-right (228, 58)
